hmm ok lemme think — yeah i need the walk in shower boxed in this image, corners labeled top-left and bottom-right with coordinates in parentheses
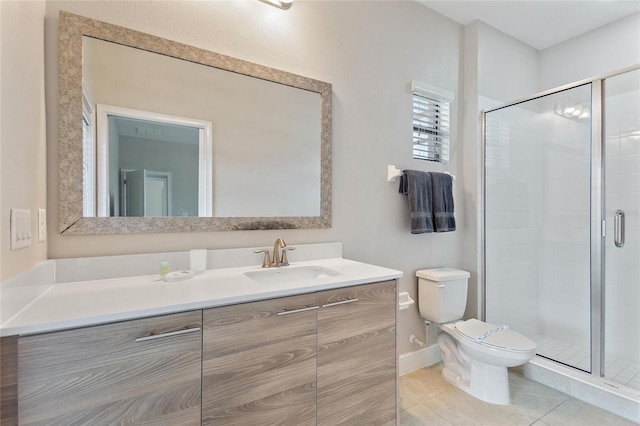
top-left (482, 66), bottom-right (639, 415)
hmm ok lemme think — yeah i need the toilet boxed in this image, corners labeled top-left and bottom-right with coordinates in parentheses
top-left (417, 268), bottom-right (536, 405)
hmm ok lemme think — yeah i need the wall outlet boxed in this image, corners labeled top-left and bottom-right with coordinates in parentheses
top-left (38, 209), bottom-right (46, 242)
top-left (10, 209), bottom-right (32, 250)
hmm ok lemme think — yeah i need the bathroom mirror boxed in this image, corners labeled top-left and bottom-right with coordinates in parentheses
top-left (59, 11), bottom-right (332, 234)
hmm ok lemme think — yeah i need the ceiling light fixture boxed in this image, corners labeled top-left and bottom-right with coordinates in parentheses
top-left (259, 0), bottom-right (293, 10)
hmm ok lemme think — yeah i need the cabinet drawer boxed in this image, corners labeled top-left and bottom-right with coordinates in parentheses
top-left (318, 280), bottom-right (396, 345)
top-left (18, 311), bottom-right (202, 425)
top-left (202, 293), bottom-right (317, 426)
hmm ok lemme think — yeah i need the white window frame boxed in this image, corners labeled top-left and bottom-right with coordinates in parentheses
top-left (411, 80), bottom-right (454, 165)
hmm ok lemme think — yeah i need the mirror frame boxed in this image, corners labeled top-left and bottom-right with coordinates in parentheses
top-left (59, 11), bottom-right (332, 234)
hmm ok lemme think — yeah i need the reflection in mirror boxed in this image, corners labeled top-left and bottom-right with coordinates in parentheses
top-left (59, 11), bottom-right (332, 234)
top-left (83, 36), bottom-right (321, 219)
top-left (95, 105), bottom-right (212, 218)
top-left (106, 115), bottom-right (200, 218)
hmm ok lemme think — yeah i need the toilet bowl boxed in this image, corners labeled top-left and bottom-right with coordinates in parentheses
top-left (438, 319), bottom-right (536, 404)
top-left (416, 268), bottom-right (536, 405)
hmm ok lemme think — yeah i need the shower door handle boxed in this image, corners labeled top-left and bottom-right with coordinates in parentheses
top-left (614, 210), bottom-right (625, 248)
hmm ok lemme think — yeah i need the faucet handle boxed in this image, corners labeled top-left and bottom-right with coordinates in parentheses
top-left (253, 249), bottom-right (272, 268)
top-left (281, 246), bottom-right (296, 266)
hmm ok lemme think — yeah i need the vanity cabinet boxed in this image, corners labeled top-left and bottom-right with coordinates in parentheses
top-left (202, 293), bottom-right (318, 425)
top-left (201, 280), bottom-right (397, 426)
top-left (317, 280), bottom-right (397, 425)
top-left (17, 311), bottom-right (202, 425)
top-left (10, 279), bottom-right (397, 425)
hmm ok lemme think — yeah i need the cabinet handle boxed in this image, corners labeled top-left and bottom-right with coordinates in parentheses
top-left (322, 298), bottom-right (359, 308)
top-left (135, 326), bottom-right (201, 342)
top-left (277, 305), bottom-right (319, 316)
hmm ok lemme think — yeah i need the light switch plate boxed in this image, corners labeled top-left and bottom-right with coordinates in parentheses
top-left (10, 209), bottom-right (32, 250)
top-left (38, 209), bottom-right (46, 242)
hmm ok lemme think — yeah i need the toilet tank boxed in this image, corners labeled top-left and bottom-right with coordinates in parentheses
top-left (416, 268), bottom-right (470, 323)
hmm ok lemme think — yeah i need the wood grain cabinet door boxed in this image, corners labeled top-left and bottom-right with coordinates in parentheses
top-left (202, 293), bottom-right (317, 426)
top-left (18, 311), bottom-right (202, 426)
top-left (317, 280), bottom-right (397, 426)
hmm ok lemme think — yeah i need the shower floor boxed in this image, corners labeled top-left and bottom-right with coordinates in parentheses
top-left (533, 335), bottom-right (639, 390)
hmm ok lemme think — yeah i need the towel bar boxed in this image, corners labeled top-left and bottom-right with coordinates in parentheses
top-left (386, 165), bottom-right (455, 182)
top-left (387, 165), bottom-right (403, 182)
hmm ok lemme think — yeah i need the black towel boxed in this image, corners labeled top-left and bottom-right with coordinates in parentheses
top-left (399, 170), bottom-right (434, 233)
top-left (431, 172), bottom-right (456, 232)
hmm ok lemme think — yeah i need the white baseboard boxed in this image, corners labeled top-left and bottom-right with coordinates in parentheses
top-left (399, 344), bottom-right (442, 375)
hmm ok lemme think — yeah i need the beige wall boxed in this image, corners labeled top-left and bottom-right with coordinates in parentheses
top-left (44, 1), bottom-right (465, 355)
top-left (0, 1), bottom-right (48, 282)
top-left (540, 12), bottom-right (640, 90)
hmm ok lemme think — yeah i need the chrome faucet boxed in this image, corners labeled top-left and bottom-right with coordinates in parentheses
top-left (254, 238), bottom-right (296, 268)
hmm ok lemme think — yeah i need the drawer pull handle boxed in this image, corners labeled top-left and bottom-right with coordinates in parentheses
top-left (135, 326), bottom-right (201, 342)
top-left (277, 305), bottom-right (319, 316)
top-left (323, 298), bottom-right (359, 308)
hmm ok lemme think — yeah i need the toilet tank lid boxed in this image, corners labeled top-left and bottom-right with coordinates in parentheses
top-left (416, 268), bottom-right (470, 281)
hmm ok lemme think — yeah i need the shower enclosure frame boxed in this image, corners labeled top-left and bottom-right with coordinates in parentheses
top-left (480, 64), bottom-right (640, 383)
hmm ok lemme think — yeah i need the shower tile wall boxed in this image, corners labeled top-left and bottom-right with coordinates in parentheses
top-left (538, 111), bottom-right (592, 358)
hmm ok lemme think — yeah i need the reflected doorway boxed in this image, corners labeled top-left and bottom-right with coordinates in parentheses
top-left (120, 169), bottom-right (172, 217)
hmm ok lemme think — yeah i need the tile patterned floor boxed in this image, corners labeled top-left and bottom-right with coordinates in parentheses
top-left (399, 363), bottom-right (638, 426)
top-left (533, 335), bottom-right (591, 371)
top-left (534, 335), bottom-right (640, 390)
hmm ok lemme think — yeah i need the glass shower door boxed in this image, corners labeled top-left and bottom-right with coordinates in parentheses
top-left (484, 83), bottom-right (593, 372)
top-left (603, 69), bottom-right (640, 390)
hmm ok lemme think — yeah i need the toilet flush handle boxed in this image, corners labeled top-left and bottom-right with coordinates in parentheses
top-left (437, 284), bottom-right (445, 288)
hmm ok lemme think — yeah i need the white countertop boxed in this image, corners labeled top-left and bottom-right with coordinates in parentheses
top-left (1, 258), bottom-right (402, 337)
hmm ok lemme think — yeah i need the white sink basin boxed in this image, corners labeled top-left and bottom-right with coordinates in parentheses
top-left (244, 266), bottom-right (341, 284)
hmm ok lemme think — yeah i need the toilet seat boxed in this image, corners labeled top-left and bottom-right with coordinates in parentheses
top-left (454, 319), bottom-right (536, 353)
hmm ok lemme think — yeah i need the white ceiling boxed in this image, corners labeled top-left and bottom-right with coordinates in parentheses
top-left (417, 0), bottom-right (640, 50)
